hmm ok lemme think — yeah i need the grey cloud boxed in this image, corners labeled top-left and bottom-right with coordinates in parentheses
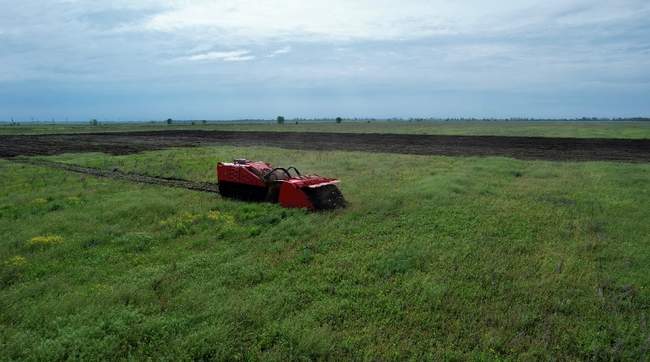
top-left (0, 0), bottom-right (648, 119)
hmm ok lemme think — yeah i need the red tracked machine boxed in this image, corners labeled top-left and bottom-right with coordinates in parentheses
top-left (216, 159), bottom-right (346, 210)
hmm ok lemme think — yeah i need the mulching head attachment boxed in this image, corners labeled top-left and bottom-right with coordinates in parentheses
top-left (216, 159), bottom-right (346, 210)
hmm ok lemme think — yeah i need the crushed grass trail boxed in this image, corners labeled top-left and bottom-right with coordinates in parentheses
top-left (11, 158), bottom-right (220, 194)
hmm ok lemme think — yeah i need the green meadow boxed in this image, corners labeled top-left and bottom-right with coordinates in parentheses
top-left (1, 143), bottom-right (649, 360)
top-left (1, 120), bottom-right (650, 139)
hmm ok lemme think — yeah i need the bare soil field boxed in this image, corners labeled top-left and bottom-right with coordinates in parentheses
top-left (1, 130), bottom-right (649, 162)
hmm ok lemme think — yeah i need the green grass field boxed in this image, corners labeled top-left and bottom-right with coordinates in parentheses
top-left (1, 120), bottom-right (650, 139)
top-left (1, 143), bottom-right (649, 359)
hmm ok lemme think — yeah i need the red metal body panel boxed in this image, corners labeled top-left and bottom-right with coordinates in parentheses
top-left (217, 161), bottom-right (269, 187)
top-left (278, 181), bottom-right (315, 209)
top-left (216, 163), bottom-right (239, 182)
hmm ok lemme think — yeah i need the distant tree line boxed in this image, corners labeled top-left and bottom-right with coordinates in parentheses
top-left (2, 117), bottom-right (649, 126)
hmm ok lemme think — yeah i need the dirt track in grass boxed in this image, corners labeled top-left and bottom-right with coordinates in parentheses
top-left (1, 130), bottom-right (649, 162)
top-left (12, 159), bottom-right (221, 194)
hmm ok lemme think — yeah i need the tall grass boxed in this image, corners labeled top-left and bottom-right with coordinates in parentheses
top-left (1, 147), bottom-right (649, 359)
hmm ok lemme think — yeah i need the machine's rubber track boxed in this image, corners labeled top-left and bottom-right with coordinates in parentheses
top-left (11, 159), bottom-right (221, 194)
top-left (218, 181), bottom-right (268, 201)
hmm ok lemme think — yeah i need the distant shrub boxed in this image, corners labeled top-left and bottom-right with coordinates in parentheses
top-left (336, 117), bottom-right (343, 124)
top-left (166, 118), bottom-right (173, 125)
top-left (277, 116), bottom-right (285, 124)
top-left (90, 119), bottom-right (98, 126)
top-left (1, 256), bottom-right (28, 287)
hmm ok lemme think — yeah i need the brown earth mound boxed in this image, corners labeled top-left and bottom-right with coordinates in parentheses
top-left (1, 130), bottom-right (649, 162)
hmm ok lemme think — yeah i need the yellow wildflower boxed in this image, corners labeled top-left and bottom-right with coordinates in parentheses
top-left (207, 210), bottom-right (235, 225)
top-left (160, 212), bottom-right (200, 227)
top-left (5, 256), bottom-right (27, 267)
top-left (160, 212), bottom-right (201, 236)
top-left (66, 196), bottom-right (81, 203)
top-left (28, 235), bottom-right (64, 246)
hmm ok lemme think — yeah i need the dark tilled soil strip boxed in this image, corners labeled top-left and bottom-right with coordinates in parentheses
top-left (1, 130), bottom-right (649, 162)
top-left (14, 159), bottom-right (220, 194)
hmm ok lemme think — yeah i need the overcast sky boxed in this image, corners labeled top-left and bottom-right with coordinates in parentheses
top-left (1, 0), bottom-right (649, 121)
